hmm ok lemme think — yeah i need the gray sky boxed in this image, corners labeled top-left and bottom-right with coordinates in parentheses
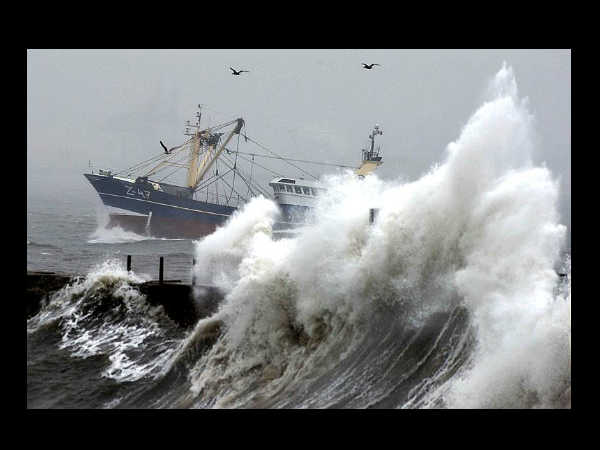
top-left (27, 49), bottom-right (570, 241)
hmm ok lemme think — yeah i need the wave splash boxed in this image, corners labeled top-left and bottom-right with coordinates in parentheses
top-left (184, 63), bottom-right (570, 409)
top-left (87, 207), bottom-right (185, 243)
top-left (27, 259), bottom-right (182, 383)
top-left (88, 225), bottom-right (151, 244)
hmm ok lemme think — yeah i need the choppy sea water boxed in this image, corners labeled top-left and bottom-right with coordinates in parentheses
top-left (27, 197), bottom-right (196, 283)
top-left (27, 65), bottom-right (571, 409)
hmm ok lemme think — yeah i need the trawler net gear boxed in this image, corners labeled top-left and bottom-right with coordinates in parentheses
top-left (103, 107), bottom-right (373, 212)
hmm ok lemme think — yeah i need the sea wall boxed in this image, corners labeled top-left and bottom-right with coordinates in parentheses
top-left (26, 271), bottom-right (223, 328)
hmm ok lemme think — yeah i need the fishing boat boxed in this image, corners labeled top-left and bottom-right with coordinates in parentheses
top-left (84, 106), bottom-right (258, 238)
top-left (84, 105), bottom-right (383, 238)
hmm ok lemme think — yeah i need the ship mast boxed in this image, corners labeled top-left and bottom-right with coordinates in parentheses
top-left (355, 124), bottom-right (384, 177)
top-left (194, 118), bottom-right (244, 187)
top-left (183, 105), bottom-right (245, 191)
top-left (184, 105), bottom-right (203, 189)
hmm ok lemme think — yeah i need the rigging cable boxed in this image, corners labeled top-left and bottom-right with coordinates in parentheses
top-left (234, 153), bottom-right (284, 178)
top-left (218, 172), bottom-right (250, 205)
top-left (227, 134), bottom-right (240, 205)
top-left (219, 153), bottom-right (272, 199)
top-left (247, 153), bottom-right (254, 198)
top-left (193, 168), bottom-right (234, 195)
top-left (156, 150), bottom-right (194, 183)
top-left (114, 137), bottom-right (193, 177)
top-left (114, 153), bottom-right (164, 177)
top-left (225, 148), bottom-right (357, 170)
top-left (219, 153), bottom-right (259, 198)
top-left (241, 133), bottom-right (319, 181)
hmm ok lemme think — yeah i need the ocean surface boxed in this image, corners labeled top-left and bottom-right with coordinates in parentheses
top-left (26, 65), bottom-right (571, 409)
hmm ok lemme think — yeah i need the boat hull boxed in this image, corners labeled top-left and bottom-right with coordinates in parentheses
top-left (105, 213), bottom-right (222, 239)
top-left (85, 173), bottom-right (236, 239)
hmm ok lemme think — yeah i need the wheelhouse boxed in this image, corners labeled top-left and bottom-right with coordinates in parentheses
top-left (268, 177), bottom-right (325, 197)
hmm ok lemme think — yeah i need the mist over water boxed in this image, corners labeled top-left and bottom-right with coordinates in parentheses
top-left (27, 64), bottom-right (570, 408)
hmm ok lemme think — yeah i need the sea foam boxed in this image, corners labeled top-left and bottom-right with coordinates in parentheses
top-left (183, 62), bottom-right (570, 408)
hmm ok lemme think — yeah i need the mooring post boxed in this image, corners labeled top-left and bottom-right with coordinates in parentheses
top-left (127, 255), bottom-right (132, 272)
top-left (369, 208), bottom-right (379, 225)
top-left (192, 258), bottom-right (196, 286)
top-left (159, 256), bottom-right (164, 284)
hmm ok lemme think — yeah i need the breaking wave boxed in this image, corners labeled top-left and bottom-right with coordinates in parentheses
top-left (88, 223), bottom-right (186, 244)
top-left (27, 260), bottom-right (181, 384)
top-left (182, 62), bottom-right (570, 408)
top-left (88, 226), bottom-right (151, 244)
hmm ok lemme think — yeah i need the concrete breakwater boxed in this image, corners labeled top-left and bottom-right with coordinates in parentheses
top-left (26, 270), bottom-right (224, 328)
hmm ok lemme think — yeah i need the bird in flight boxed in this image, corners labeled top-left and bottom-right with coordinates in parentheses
top-left (160, 141), bottom-right (180, 154)
top-left (362, 63), bottom-right (381, 69)
top-left (230, 67), bottom-right (250, 76)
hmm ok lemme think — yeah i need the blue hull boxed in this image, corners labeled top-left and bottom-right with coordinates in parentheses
top-left (84, 174), bottom-right (236, 238)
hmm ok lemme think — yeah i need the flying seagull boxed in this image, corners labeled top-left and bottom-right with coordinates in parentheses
top-left (362, 63), bottom-right (381, 69)
top-left (230, 67), bottom-right (250, 76)
top-left (160, 140), bottom-right (178, 154)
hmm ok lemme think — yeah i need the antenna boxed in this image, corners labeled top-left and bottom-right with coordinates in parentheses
top-left (196, 104), bottom-right (202, 129)
top-left (185, 104), bottom-right (203, 136)
top-left (363, 124), bottom-right (384, 161)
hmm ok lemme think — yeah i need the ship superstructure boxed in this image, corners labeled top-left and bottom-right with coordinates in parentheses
top-left (269, 124), bottom-right (384, 228)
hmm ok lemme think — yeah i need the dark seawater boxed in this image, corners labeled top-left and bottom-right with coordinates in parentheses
top-left (26, 183), bottom-right (198, 409)
top-left (27, 66), bottom-right (571, 409)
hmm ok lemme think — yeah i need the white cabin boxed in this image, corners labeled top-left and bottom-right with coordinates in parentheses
top-left (268, 177), bottom-right (325, 208)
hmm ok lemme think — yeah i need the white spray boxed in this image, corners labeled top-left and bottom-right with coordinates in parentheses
top-left (186, 63), bottom-right (570, 408)
top-left (402, 63), bottom-right (570, 408)
top-left (437, 65), bottom-right (570, 408)
top-left (27, 259), bottom-right (180, 383)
